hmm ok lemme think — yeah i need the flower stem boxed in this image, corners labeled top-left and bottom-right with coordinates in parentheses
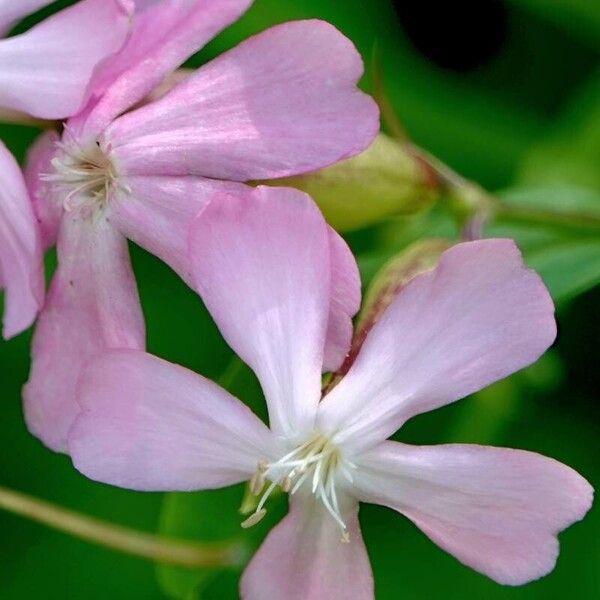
top-left (0, 485), bottom-right (245, 568)
top-left (493, 200), bottom-right (600, 234)
top-left (0, 107), bottom-right (58, 129)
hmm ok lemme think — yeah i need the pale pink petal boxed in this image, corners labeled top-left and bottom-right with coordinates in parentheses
top-left (24, 215), bottom-right (144, 452)
top-left (24, 130), bottom-right (61, 249)
top-left (0, 0), bottom-right (131, 119)
top-left (323, 228), bottom-right (361, 372)
top-left (69, 349), bottom-right (277, 490)
top-left (71, 0), bottom-right (253, 143)
top-left (318, 240), bottom-right (556, 450)
top-left (0, 142), bottom-right (43, 338)
top-left (189, 186), bottom-right (330, 439)
top-left (110, 175), bottom-right (247, 287)
top-left (105, 20), bottom-right (379, 180)
top-left (355, 441), bottom-right (593, 585)
top-left (112, 177), bottom-right (360, 368)
top-left (0, 0), bottom-right (53, 34)
top-left (241, 493), bottom-right (373, 600)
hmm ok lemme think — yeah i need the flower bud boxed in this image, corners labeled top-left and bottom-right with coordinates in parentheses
top-left (268, 134), bottom-right (440, 231)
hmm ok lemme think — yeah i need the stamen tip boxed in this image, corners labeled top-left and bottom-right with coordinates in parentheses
top-left (340, 531), bottom-right (350, 544)
top-left (241, 509), bottom-right (267, 529)
top-left (249, 473), bottom-right (265, 496)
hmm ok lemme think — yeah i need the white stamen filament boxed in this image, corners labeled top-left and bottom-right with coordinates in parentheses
top-left (41, 133), bottom-right (130, 217)
top-left (243, 435), bottom-right (355, 541)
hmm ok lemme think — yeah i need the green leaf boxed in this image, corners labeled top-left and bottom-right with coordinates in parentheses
top-left (155, 486), bottom-right (246, 600)
top-left (488, 186), bottom-right (600, 303)
top-left (506, 0), bottom-right (600, 47)
top-left (518, 75), bottom-right (600, 190)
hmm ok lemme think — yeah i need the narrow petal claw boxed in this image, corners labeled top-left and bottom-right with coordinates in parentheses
top-left (189, 186), bottom-right (331, 439)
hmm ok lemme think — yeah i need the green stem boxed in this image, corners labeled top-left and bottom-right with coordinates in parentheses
top-left (372, 63), bottom-right (599, 237)
top-left (493, 201), bottom-right (600, 233)
top-left (0, 107), bottom-right (58, 129)
top-left (0, 485), bottom-right (245, 568)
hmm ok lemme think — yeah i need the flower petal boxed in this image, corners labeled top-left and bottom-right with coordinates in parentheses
top-left (241, 493), bottom-right (373, 600)
top-left (24, 130), bottom-right (61, 250)
top-left (69, 349), bottom-right (277, 490)
top-left (106, 20), bottom-right (379, 180)
top-left (189, 186), bottom-right (330, 439)
top-left (0, 142), bottom-right (43, 339)
top-left (355, 441), bottom-right (593, 585)
top-left (318, 240), bottom-right (556, 450)
top-left (24, 214), bottom-right (144, 452)
top-left (0, 0), bottom-right (53, 34)
top-left (110, 175), bottom-right (248, 287)
top-left (323, 228), bottom-right (361, 372)
top-left (0, 0), bottom-right (132, 119)
top-left (71, 0), bottom-right (253, 142)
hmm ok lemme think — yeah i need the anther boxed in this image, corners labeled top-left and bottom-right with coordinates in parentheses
top-left (249, 471), bottom-right (265, 496)
top-left (241, 509), bottom-right (267, 529)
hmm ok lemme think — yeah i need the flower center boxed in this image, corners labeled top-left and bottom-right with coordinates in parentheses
top-left (242, 434), bottom-right (356, 541)
top-left (42, 134), bottom-right (128, 216)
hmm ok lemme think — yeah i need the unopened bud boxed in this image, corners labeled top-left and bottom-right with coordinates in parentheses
top-left (264, 134), bottom-right (440, 232)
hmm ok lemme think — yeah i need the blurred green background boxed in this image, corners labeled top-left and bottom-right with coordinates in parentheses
top-left (1, 0), bottom-right (599, 598)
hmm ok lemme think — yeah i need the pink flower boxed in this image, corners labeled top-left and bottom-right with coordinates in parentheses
top-left (0, 142), bottom-right (44, 338)
top-left (24, 1), bottom-right (378, 452)
top-left (0, 0), bottom-right (132, 338)
top-left (0, 0), bottom-right (132, 119)
top-left (69, 186), bottom-right (592, 599)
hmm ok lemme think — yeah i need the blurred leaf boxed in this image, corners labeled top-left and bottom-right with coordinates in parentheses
top-left (506, 0), bottom-right (600, 48)
top-left (519, 75), bottom-right (600, 190)
top-left (270, 134), bottom-right (439, 231)
top-left (488, 186), bottom-right (600, 303)
top-left (448, 351), bottom-right (565, 444)
top-left (156, 486), bottom-right (245, 600)
top-left (365, 185), bottom-right (600, 306)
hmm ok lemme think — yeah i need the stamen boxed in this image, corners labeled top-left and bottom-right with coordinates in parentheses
top-left (43, 137), bottom-right (127, 218)
top-left (241, 434), bottom-right (354, 540)
top-left (249, 460), bottom-right (268, 495)
top-left (241, 509), bottom-right (267, 529)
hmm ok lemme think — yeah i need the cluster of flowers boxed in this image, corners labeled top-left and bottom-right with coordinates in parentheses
top-left (0, 2), bottom-right (592, 599)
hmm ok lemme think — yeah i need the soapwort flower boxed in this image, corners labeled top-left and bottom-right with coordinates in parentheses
top-left (69, 186), bottom-right (592, 599)
top-left (24, 0), bottom-right (378, 451)
top-left (0, 142), bottom-right (43, 338)
top-left (0, 0), bottom-right (132, 338)
top-left (0, 0), bottom-right (132, 119)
